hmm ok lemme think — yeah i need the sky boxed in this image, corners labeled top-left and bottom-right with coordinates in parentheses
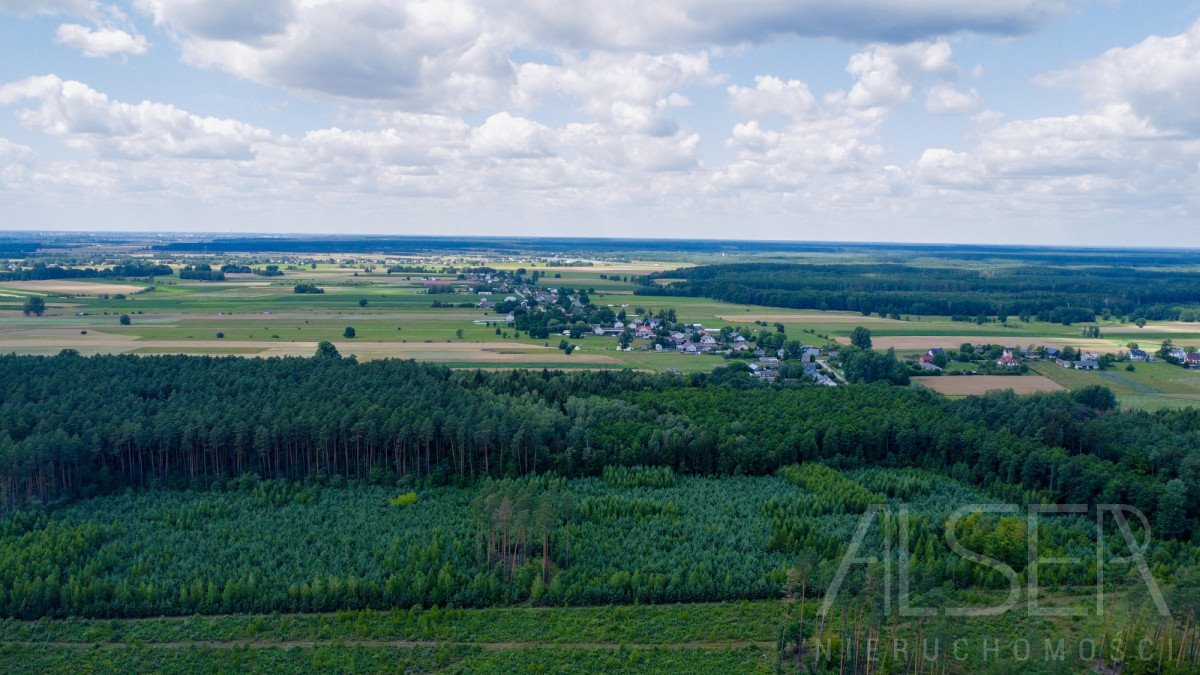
top-left (1, 1), bottom-right (1200, 245)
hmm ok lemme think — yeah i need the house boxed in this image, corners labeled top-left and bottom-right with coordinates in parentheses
top-left (1187, 352), bottom-right (1200, 368)
top-left (1043, 346), bottom-right (1061, 359)
top-left (1056, 358), bottom-right (1074, 368)
top-left (801, 347), bottom-right (821, 363)
top-left (677, 341), bottom-right (699, 354)
top-left (1128, 349), bottom-right (1151, 362)
top-left (505, 313), bottom-right (515, 324)
top-left (478, 299), bottom-right (495, 309)
top-left (919, 354), bottom-right (943, 372)
top-left (699, 335), bottom-right (718, 346)
top-left (635, 325), bottom-right (654, 338)
top-left (754, 368), bottom-right (778, 381)
top-left (1169, 347), bottom-right (1189, 362)
top-left (928, 348), bottom-right (945, 357)
top-left (997, 349), bottom-right (1020, 368)
top-left (1075, 358), bottom-right (1100, 370)
top-left (759, 357), bottom-right (781, 367)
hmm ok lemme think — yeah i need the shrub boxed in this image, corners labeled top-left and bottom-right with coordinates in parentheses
top-left (389, 492), bottom-right (418, 508)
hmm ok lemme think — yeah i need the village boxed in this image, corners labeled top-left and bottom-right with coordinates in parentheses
top-left (445, 268), bottom-right (842, 384)
top-left (913, 341), bottom-right (1200, 375)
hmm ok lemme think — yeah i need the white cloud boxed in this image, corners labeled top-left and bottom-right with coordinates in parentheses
top-left (925, 85), bottom-right (982, 115)
top-left (1037, 18), bottom-right (1200, 135)
top-left (838, 40), bottom-right (957, 110)
top-left (728, 76), bottom-right (816, 119)
top-left (138, 0), bottom-right (514, 110)
top-left (916, 148), bottom-right (986, 187)
top-left (912, 103), bottom-right (1200, 220)
top-left (131, 0), bottom-right (1062, 108)
top-left (137, 0), bottom-right (294, 42)
top-left (56, 23), bottom-right (148, 57)
top-left (0, 75), bottom-right (270, 159)
top-left (514, 52), bottom-right (715, 134)
top-left (0, 138), bottom-right (36, 188)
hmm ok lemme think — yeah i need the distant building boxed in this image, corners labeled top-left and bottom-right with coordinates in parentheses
top-left (1128, 348), bottom-right (1151, 362)
top-left (1075, 358), bottom-right (1100, 370)
top-left (997, 349), bottom-right (1020, 368)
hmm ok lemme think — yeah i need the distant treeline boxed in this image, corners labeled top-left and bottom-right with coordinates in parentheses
top-left (0, 354), bottom-right (1195, 540)
top-left (637, 262), bottom-right (1200, 321)
top-left (179, 264), bottom-right (225, 281)
top-left (0, 263), bottom-right (171, 282)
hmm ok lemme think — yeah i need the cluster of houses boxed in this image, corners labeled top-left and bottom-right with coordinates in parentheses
top-left (1053, 351), bottom-right (1101, 370)
top-left (916, 342), bottom-right (1200, 373)
top-left (747, 357), bottom-right (837, 386)
top-left (1166, 346), bottom-right (1200, 368)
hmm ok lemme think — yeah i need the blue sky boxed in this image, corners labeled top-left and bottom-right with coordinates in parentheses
top-left (2, 1), bottom-right (1200, 245)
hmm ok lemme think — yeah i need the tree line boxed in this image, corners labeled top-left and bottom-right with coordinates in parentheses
top-left (635, 262), bottom-right (1200, 322)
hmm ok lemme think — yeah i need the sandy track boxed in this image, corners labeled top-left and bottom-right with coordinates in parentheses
top-left (0, 280), bottom-right (148, 294)
top-left (839, 335), bottom-right (1117, 351)
top-left (917, 375), bottom-right (1065, 396)
top-left (0, 338), bottom-right (620, 363)
top-left (717, 313), bottom-right (903, 323)
top-left (1104, 323), bottom-right (1200, 334)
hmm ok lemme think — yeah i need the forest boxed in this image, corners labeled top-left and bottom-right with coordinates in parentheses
top-left (0, 352), bottom-right (1196, 543)
top-left (636, 262), bottom-right (1200, 321)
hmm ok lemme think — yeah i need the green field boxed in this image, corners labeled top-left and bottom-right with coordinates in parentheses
top-left (1031, 361), bottom-right (1200, 410)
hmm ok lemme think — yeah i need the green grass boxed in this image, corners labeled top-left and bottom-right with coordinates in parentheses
top-left (1030, 361), bottom-right (1200, 410)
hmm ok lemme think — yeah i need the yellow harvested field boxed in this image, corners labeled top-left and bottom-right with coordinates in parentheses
top-left (717, 313), bottom-right (902, 324)
top-left (1110, 323), bottom-right (1200, 334)
top-left (917, 375), bottom-right (1065, 396)
top-left (840, 335), bottom-right (1117, 351)
top-left (0, 336), bottom-right (622, 364)
top-left (0, 280), bottom-right (148, 295)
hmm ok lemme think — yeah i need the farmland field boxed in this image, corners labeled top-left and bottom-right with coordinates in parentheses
top-left (914, 374), bottom-right (1065, 395)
